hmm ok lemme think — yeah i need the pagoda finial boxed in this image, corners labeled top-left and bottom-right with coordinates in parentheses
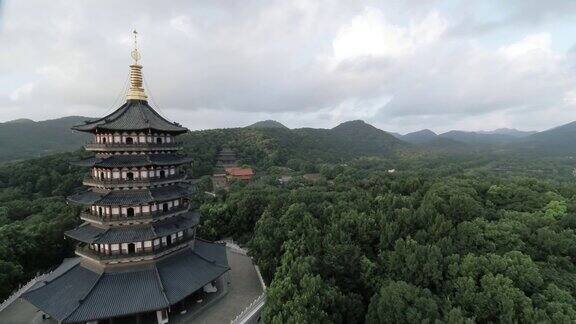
top-left (126, 30), bottom-right (148, 101)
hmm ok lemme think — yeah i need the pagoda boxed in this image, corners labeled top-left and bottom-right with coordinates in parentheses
top-left (22, 33), bottom-right (229, 324)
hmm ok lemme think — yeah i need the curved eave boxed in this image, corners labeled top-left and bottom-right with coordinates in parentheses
top-left (67, 185), bottom-right (194, 206)
top-left (70, 157), bottom-right (99, 167)
top-left (72, 100), bottom-right (188, 134)
top-left (65, 211), bottom-right (201, 244)
top-left (82, 126), bottom-right (189, 135)
top-left (70, 155), bottom-right (193, 168)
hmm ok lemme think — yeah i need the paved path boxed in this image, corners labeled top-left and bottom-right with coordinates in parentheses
top-left (180, 248), bottom-right (264, 324)
top-left (0, 297), bottom-right (56, 324)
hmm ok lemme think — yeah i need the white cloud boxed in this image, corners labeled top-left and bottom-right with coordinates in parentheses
top-left (332, 8), bottom-right (447, 62)
top-left (0, 0), bottom-right (575, 132)
top-left (9, 83), bottom-right (35, 101)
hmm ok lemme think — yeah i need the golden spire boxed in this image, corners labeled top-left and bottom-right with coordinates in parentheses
top-left (126, 30), bottom-right (148, 101)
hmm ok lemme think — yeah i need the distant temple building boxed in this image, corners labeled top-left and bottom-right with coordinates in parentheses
top-left (212, 148), bottom-right (254, 190)
top-left (224, 167), bottom-right (254, 183)
top-left (20, 33), bottom-right (230, 324)
top-left (214, 147), bottom-right (238, 172)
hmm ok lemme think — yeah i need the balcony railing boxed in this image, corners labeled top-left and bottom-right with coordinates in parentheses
top-left (83, 173), bottom-right (186, 188)
top-left (76, 234), bottom-right (193, 261)
top-left (84, 142), bottom-right (182, 151)
top-left (80, 204), bottom-right (190, 223)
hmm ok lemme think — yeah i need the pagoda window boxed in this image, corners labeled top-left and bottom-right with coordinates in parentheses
top-left (127, 208), bottom-right (135, 217)
top-left (166, 136), bottom-right (172, 143)
top-left (144, 241), bottom-right (152, 252)
top-left (128, 243), bottom-right (135, 254)
top-left (162, 203), bottom-right (169, 213)
top-left (126, 137), bottom-right (134, 144)
top-left (126, 172), bottom-right (134, 180)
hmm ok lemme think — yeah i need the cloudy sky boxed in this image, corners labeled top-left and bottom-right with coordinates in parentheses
top-left (1, 0), bottom-right (576, 133)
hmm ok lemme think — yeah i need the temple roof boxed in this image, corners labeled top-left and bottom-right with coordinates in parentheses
top-left (22, 240), bottom-right (229, 323)
top-left (72, 100), bottom-right (188, 134)
top-left (72, 154), bottom-right (193, 168)
top-left (65, 211), bottom-right (200, 244)
top-left (67, 185), bottom-right (194, 205)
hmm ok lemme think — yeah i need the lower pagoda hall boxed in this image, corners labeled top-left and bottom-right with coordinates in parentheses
top-left (17, 34), bottom-right (231, 323)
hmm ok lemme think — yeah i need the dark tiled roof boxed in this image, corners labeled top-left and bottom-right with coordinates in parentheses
top-left (67, 185), bottom-right (193, 206)
top-left (65, 211), bottom-right (201, 244)
top-left (72, 100), bottom-right (188, 134)
top-left (22, 241), bottom-right (229, 323)
top-left (71, 154), bottom-right (193, 168)
top-left (23, 262), bottom-right (101, 321)
top-left (67, 190), bottom-right (104, 205)
top-left (157, 244), bottom-right (229, 304)
top-left (67, 267), bottom-right (168, 322)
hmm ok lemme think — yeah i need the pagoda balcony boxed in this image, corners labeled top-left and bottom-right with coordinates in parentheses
top-left (80, 204), bottom-right (190, 225)
top-left (84, 141), bottom-right (182, 152)
top-left (83, 173), bottom-right (186, 188)
top-left (75, 234), bottom-right (194, 263)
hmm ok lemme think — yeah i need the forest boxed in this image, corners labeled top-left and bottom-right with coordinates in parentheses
top-left (0, 125), bottom-right (575, 322)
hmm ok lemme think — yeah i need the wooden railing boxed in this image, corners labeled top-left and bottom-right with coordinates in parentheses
top-left (84, 142), bottom-right (181, 151)
top-left (230, 293), bottom-right (266, 324)
top-left (80, 204), bottom-right (190, 223)
top-left (76, 235), bottom-right (193, 260)
top-left (83, 173), bottom-right (186, 187)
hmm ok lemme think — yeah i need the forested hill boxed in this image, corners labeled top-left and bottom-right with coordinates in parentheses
top-left (246, 120), bottom-right (289, 129)
top-left (182, 120), bottom-right (408, 176)
top-left (515, 121), bottom-right (576, 155)
top-left (0, 116), bottom-right (92, 162)
top-left (1, 126), bottom-right (576, 321)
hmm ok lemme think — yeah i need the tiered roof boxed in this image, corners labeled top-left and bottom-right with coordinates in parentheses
top-left (72, 154), bottom-right (193, 168)
top-left (65, 211), bottom-right (200, 244)
top-left (22, 32), bottom-right (229, 323)
top-left (67, 185), bottom-right (194, 205)
top-left (73, 100), bottom-right (187, 134)
top-left (23, 241), bottom-right (229, 323)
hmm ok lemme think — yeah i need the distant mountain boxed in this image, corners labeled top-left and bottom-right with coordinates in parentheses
top-left (387, 131), bottom-right (403, 139)
top-left (438, 130), bottom-right (519, 145)
top-left (184, 119), bottom-right (407, 169)
top-left (329, 120), bottom-right (405, 153)
top-left (0, 116), bottom-right (93, 162)
top-left (477, 128), bottom-right (537, 138)
top-left (401, 129), bottom-right (438, 144)
top-left (5, 118), bottom-right (35, 124)
top-left (247, 120), bottom-right (289, 129)
top-left (513, 121), bottom-right (576, 155)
